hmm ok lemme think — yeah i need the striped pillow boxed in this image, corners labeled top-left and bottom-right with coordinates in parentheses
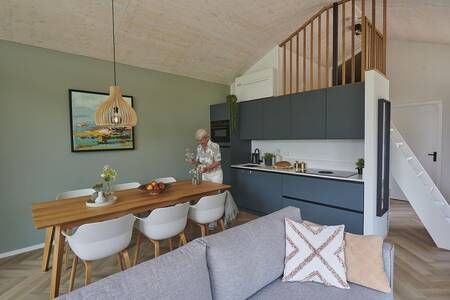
top-left (282, 218), bottom-right (349, 289)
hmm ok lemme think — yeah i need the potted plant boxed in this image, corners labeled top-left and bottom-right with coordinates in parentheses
top-left (264, 152), bottom-right (275, 167)
top-left (226, 95), bottom-right (239, 132)
top-left (355, 158), bottom-right (364, 175)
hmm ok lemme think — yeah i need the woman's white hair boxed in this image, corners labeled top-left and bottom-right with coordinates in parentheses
top-left (195, 128), bottom-right (209, 140)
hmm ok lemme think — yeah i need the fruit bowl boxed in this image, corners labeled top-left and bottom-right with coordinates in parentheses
top-left (139, 181), bottom-right (171, 195)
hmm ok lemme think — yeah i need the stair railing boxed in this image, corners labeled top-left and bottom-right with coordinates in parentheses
top-left (279, 0), bottom-right (387, 95)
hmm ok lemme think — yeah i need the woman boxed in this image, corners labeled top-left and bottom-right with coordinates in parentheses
top-left (193, 128), bottom-right (223, 184)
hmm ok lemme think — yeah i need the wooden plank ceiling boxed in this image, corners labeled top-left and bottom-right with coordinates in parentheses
top-left (0, 0), bottom-right (449, 84)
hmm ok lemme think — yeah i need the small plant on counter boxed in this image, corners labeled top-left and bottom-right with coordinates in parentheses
top-left (264, 152), bottom-right (275, 167)
top-left (355, 158), bottom-right (365, 175)
top-left (227, 94), bottom-right (239, 132)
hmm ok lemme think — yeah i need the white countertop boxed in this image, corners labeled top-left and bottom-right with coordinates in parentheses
top-left (231, 164), bottom-right (364, 183)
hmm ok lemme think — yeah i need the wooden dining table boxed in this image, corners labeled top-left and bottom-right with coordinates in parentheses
top-left (31, 180), bottom-right (230, 299)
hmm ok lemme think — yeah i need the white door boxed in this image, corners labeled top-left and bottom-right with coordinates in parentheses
top-left (390, 101), bottom-right (443, 201)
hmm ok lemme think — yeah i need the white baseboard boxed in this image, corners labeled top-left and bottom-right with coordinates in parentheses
top-left (0, 243), bottom-right (44, 259)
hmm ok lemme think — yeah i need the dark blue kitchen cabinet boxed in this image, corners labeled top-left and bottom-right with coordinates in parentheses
top-left (282, 175), bottom-right (364, 212)
top-left (231, 169), bottom-right (282, 214)
top-left (290, 89), bottom-right (327, 139)
top-left (282, 197), bottom-right (363, 234)
top-left (239, 100), bottom-right (264, 140)
top-left (210, 103), bottom-right (229, 121)
top-left (220, 146), bottom-right (231, 184)
top-left (263, 95), bottom-right (291, 139)
top-left (326, 82), bottom-right (365, 139)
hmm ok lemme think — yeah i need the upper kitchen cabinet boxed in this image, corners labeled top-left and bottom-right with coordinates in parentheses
top-left (290, 89), bottom-right (326, 139)
top-left (263, 95), bottom-right (291, 139)
top-left (210, 103), bottom-right (229, 121)
top-left (326, 82), bottom-right (365, 139)
top-left (239, 99), bottom-right (264, 140)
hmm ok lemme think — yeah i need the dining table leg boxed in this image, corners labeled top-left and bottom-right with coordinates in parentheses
top-left (41, 226), bottom-right (55, 272)
top-left (50, 225), bottom-right (65, 299)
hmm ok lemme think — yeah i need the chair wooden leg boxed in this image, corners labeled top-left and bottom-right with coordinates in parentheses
top-left (117, 253), bottom-right (125, 271)
top-left (218, 218), bottom-right (225, 231)
top-left (204, 224), bottom-right (209, 236)
top-left (168, 238), bottom-right (173, 251)
top-left (199, 224), bottom-right (207, 237)
top-left (68, 256), bottom-right (78, 292)
top-left (83, 260), bottom-right (92, 286)
top-left (150, 239), bottom-right (160, 257)
top-left (133, 232), bottom-right (142, 266)
top-left (120, 250), bottom-right (131, 269)
top-left (179, 232), bottom-right (187, 246)
top-left (63, 228), bottom-right (72, 270)
top-left (41, 226), bottom-right (55, 272)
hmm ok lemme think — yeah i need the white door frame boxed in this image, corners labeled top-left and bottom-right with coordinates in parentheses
top-left (392, 100), bottom-right (443, 188)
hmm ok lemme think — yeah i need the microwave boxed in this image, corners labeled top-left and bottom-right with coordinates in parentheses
top-left (210, 120), bottom-right (230, 145)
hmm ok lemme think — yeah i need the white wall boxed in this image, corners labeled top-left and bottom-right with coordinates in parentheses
top-left (364, 70), bottom-right (389, 237)
top-left (387, 40), bottom-right (450, 201)
top-left (252, 140), bottom-right (364, 171)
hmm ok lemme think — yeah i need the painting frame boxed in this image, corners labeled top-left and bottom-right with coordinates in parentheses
top-left (69, 89), bottom-right (135, 152)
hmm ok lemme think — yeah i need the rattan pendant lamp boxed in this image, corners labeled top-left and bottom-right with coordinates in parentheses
top-left (95, 0), bottom-right (137, 127)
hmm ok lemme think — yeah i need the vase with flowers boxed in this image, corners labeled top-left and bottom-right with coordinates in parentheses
top-left (185, 148), bottom-right (202, 185)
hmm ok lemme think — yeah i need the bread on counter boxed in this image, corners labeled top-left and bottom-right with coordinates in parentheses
top-left (273, 161), bottom-right (293, 169)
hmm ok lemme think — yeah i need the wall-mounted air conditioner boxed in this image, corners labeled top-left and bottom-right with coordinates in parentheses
top-left (235, 68), bottom-right (276, 102)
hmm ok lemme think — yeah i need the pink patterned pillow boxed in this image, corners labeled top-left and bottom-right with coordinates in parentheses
top-left (282, 218), bottom-right (349, 289)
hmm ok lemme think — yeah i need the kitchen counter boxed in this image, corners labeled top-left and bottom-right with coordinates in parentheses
top-left (231, 163), bottom-right (363, 183)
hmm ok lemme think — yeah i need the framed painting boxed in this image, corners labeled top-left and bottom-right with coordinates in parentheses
top-left (69, 89), bottom-right (135, 152)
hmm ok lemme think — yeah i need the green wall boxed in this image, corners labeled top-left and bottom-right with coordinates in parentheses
top-left (0, 40), bottom-right (228, 253)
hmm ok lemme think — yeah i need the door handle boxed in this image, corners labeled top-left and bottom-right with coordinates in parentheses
top-left (427, 151), bottom-right (437, 162)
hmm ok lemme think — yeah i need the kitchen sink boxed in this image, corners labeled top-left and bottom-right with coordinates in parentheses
top-left (241, 164), bottom-right (261, 168)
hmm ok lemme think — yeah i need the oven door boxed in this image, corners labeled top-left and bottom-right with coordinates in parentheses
top-left (210, 121), bottom-right (230, 144)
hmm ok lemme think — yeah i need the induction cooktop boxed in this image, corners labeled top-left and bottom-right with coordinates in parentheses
top-left (300, 168), bottom-right (358, 178)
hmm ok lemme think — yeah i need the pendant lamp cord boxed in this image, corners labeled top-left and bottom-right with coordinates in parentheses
top-left (111, 0), bottom-right (117, 86)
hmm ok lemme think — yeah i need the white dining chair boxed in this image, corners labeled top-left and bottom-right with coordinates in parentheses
top-left (188, 192), bottom-right (227, 236)
top-left (41, 188), bottom-right (96, 272)
top-left (56, 188), bottom-right (95, 200)
top-left (64, 214), bottom-right (135, 292)
top-left (111, 182), bottom-right (141, 192)
top-left (153, 177), bottom-right (177, 184)
top-left (133, 202), bottom-right (189, 265)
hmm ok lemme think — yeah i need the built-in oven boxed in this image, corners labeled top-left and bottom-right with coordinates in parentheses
top-left (210, 120), bottom-right (230, 145)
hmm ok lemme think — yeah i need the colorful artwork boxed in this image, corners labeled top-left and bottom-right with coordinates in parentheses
top-left (69, 89), bottom-right (135, 152)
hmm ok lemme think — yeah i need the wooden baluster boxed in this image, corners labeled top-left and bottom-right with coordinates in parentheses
top-left (290, 39), bottom-right (293, 94)
top-left (371, 0), bottom-right (376, 69)
top-left (283, 43), bottom-right (286, 95)
top-left (318, 14), bottom-right (322, 88)
top-left (361, 0), bottom-right (366, 80)
top-left (383, 0), bottom-right (387, 74)
top-left (326, 9), bottom-right (329, 87)
top-left (303, 29), bottom-right (306, 92)
top-left (341, 1), bottom-right (346, 85)
top-left (310, 21), bottom-right (314, 90)
top-left (296, 33), bottom-right (299, 92)
top-left (351, 0), bottom-right (355, 83)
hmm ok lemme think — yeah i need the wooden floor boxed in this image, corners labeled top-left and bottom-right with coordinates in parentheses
top-left (1, 200), bottom-right (449, 299)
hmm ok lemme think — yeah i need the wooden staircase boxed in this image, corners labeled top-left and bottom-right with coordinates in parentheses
top-left (279, 0), bottom-right (387, 95)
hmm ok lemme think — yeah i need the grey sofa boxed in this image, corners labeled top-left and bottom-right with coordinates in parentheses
top-left (59, 207), bottom-right (394, 300)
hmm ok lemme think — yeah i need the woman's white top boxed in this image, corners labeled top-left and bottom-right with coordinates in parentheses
top-left (196, 139), bottom-right (221, 168)
top-left (196, 139), bottom-right (223, 184)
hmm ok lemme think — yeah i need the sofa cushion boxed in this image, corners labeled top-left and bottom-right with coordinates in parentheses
top-left (283, 219), bottom-right (349, 289)
top-left (249, 242), bottom-right (395, 300)
top-left (345, 233), bottom-right (391, 292)
top-left (58, 239), bottom-right (212, 300)
top-left (201, 206), bottom-right (302, 300)
top-left (248, 279), bottom-right (394, 300)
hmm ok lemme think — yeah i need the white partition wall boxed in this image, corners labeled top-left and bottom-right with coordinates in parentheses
top-left (363, 70), bottom-right (390, 237)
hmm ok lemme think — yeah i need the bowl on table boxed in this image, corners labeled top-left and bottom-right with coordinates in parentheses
top-left (139, 181), bottom-right (171, 195)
